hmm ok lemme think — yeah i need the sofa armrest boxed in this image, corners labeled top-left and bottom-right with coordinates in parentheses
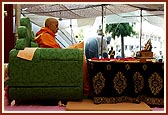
top-left (39, 48), bottom-right (83, 61)
top-left (14, 39), bottom-right (26, 50)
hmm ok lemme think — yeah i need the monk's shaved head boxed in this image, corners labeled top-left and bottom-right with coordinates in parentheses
top-left (45, 18), bottom-right (58, 27)
top-left (45, 18), bottom-right (59, 33)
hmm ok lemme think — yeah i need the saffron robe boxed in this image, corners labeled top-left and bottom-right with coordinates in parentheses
top-left (34, 27), bottom-right (61, 48)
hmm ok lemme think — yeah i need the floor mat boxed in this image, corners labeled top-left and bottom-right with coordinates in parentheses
top-left (66, 99), bottom-right (152, 111)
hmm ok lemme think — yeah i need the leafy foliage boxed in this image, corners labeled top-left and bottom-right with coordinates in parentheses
top-left (105, 23), bottom-right (136, 57)
top-left (106, 23), bottom-right (136, 39)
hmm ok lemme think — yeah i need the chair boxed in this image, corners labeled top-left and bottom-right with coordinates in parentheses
top-left (7, 17), bottom-right (84, 103)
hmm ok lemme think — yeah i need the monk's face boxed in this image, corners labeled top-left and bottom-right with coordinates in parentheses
top-left (50, 21), bottom-right (59, 34)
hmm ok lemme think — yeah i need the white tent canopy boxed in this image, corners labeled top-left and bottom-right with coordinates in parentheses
top-left (105, 4), bottom-right (164, 28)
top-left (105, 10), bottom-right (164, 28)
top-left (17, 3), bottom-right (164, 29)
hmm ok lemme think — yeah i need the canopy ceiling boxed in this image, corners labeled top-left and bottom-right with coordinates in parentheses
top-left (20, 3), bottom-right (164, 19)
top-left (14, 3), bottom-right (165, 29)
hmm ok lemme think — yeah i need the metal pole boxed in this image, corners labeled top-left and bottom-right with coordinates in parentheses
top-left (101, 4), bottom-right (104, 58)
top-left (140, 9), bottom-right (142, 51)
top-left (70, 19), bottom-right (73, 44)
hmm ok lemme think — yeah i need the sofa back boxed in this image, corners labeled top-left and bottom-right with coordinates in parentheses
top-left (15, 17), bottom-right (38, 50)
top-left (15, 26), bottom-right (30, 49)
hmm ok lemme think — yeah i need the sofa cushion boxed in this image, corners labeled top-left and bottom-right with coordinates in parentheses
top-left (9, 87), bottom-right (83, 101)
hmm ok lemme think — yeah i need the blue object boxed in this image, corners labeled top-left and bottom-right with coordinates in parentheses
top-left (85, 37), bottom-right (99, 60)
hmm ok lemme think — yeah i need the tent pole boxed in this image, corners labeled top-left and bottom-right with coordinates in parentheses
top-left (70, 19), bottom-right (73, 44)
top-left (15, 4), bottom-right (21, 41)
top-left (140, 9), bottom-right (142, 51)
top-left (101, 4), bottom-right (104, 59)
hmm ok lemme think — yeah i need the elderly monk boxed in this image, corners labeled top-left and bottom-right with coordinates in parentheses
top-left (35, 17), bottom-right (89, 96)
top-left (34, 18), bottom-right (61, 48)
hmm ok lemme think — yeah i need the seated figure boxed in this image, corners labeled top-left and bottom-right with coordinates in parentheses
top-left (136, 39), bottom-right (153, 58)
top-left (35, 17), bottom-right (90, 96)
top-left (142, 39), bottom-right (152, 52)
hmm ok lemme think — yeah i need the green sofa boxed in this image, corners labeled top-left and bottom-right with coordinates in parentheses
top-left (7, 17), bottom-right (83, 103)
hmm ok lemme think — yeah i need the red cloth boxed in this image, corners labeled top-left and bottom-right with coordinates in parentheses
top-left (91, 57), bottom-right (136, 61)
